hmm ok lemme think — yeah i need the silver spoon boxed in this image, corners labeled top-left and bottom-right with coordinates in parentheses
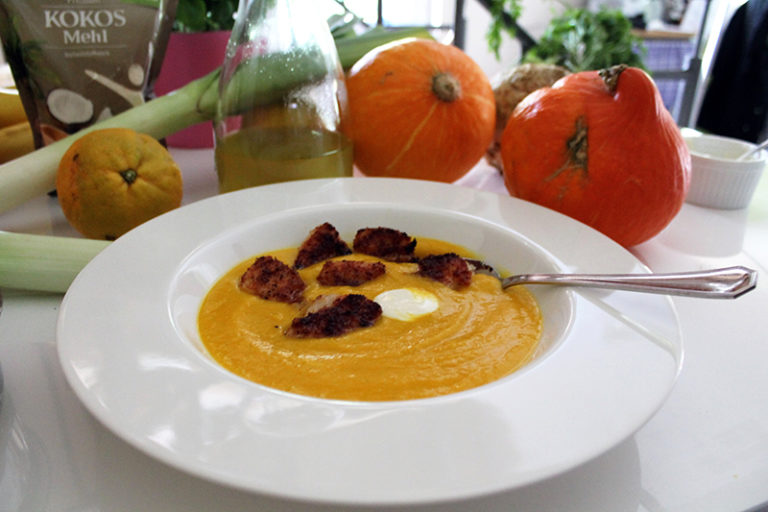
top-left (465, 261), bottom-right (757, 299)
top-left (737, 137), bottom-right (768, 161)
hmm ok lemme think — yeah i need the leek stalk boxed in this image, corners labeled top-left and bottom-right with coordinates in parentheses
top-left (0, 27), bottom-right (431, 215)
top-left (0, 27), bottom-right (434, 293)
top-left (335, 26), bottom-right (432, 69)
top-left (0, 51), bottom-right (329, 214)
top-left (0, 70), bottom-right (219, 215)
top-left (0, 231), bottom-right (109, 292)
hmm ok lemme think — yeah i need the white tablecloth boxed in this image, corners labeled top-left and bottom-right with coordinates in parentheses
top-left (1, 148), bottom-right (767, 511)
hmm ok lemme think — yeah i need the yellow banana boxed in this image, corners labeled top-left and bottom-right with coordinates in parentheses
top-left (0, 121), bottom-right (34, 163)
top-left (0, 87), bottom-right (28, 128)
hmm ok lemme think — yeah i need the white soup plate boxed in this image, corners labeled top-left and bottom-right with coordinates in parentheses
top-left (57, 178), bottom-right (682, 505)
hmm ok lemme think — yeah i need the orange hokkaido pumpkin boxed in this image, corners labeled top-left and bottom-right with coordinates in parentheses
top-left (346, 39), bottom-right (495, 182)
top-left (500, 65), bottom-right (691, 247)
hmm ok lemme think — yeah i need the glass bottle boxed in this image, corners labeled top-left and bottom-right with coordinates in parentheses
top-left (213, 0), bottom-right (352, 193)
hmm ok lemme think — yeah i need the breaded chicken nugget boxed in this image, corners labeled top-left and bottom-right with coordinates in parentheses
top-left (286, 294), bottom-right (382, 338)
top-left (294, 223), bottom-right (352, 269)
top-left (239, 256), bottom-right (306, 303)
top-left (353, 227), bottom-right (416, 262)
top-left (317, 260), bottom-right (386, 286)
top-left (417, 253), bottom-right (472, 289)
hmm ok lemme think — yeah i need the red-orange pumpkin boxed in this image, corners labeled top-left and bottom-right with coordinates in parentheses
top-left (500, 65), bottom-right (691, 247)
top-left (346, 39), bottom-right (495, 182)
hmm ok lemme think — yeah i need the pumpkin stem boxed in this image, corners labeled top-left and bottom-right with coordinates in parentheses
top-left (120, 169), bottom-right (138, 185)
top-left (432, 72), bottom-right (461, 102)
top-left (598, 64), bottom-right (628, 94)
top-left (546, 116), bottom-right (588, 182)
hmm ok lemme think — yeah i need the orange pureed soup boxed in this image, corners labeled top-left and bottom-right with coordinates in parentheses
top-left (198, 237), bottom-right (542, 401)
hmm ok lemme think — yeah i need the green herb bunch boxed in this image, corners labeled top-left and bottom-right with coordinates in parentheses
top-left (173, 0), bottom-right (238, 32)
top-left (522, 8), bottom-right (646, 72)
top-left (486, 0), bottom-right (523, 59)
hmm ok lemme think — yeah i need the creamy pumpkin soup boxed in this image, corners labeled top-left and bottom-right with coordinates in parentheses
top-left (198, 233), bottom-right (542, 401)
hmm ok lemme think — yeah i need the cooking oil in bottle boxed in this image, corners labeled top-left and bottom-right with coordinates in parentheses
top-left (213, 0), bottom-right (351, 193)
top-left (215, 125), bottom-right (352, 192)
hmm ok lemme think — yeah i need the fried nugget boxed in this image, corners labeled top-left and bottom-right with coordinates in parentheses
top-left (294, 222), bottom-right (352, 269)
top-left (317, 260), bottom-right (386, 286)
top-left (286, 294), bottom-right (382, 338)
top-left (417, 253), bottom-right (472, 289)
top-left (352, 227), bottom-right (416, 262)
top-left (239, 255), bottom-right (306, 303)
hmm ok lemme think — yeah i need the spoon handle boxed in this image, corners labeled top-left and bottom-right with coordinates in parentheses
top-left (738, 138), bottom-right (768, 161)
top-left (502, 266), bottom-right (757, 299)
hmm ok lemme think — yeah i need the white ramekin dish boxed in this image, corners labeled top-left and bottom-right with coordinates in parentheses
top-left (682, 130), bottom-right (766, 210)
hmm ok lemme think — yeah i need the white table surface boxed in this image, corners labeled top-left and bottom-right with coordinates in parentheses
top-left (1, 147), bottom-right (767, 512)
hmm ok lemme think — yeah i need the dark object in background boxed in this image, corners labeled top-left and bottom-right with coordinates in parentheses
top-left (628, 13), bottom-right (646, 30)
top-left (663, 0), bottom-right (689, 25)
top-left (697, 0), bottom-right (768, 143)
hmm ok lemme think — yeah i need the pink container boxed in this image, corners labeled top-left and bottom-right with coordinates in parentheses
top-left (154, 31), bottom-right (230, 148)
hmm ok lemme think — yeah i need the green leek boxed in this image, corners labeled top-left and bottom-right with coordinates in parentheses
top-left (0, 27), bottom-right (435, 293)
top-left (335, 26), bottom-right (433, 69)
top-left (0, 70), bottom-right (219, 215)
top-left (0, 27), bottom-right (432, 215)
top-left (0, 231), bottom-right (109, 292)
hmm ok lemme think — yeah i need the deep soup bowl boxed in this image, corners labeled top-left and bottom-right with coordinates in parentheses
top-left (169, 202), bottom-right (575, 382)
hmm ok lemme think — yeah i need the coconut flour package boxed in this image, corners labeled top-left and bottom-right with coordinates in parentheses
top-left (0, 0), bottom-right (177, 148)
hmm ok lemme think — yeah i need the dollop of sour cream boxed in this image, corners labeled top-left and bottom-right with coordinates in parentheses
top-left (374, 288), bottom-right (439, 321)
